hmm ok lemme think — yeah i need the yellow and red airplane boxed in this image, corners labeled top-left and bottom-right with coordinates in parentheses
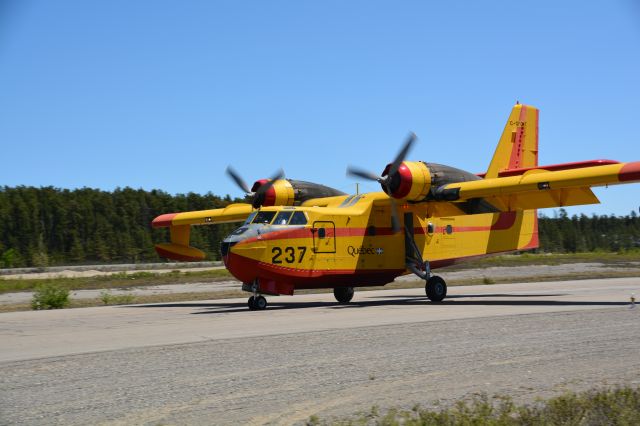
top-left (152, 103), bottom-right (640, 310)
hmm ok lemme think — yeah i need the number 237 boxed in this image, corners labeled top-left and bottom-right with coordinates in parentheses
top-left (271, 246), bottom-right (307, 264)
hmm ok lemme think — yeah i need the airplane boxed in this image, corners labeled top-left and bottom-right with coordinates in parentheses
top-left (152, 103), bottom-right (640, 310)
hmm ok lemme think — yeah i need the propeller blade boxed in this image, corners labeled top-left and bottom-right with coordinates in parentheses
top-left (226, 166), bottom-right (251, 194)
top-left (346, 166), bottom-right (383, 183)
top-left (252, 168), bottom-right (285, 208)
top-left (387, 132), bottom-right (417, 177)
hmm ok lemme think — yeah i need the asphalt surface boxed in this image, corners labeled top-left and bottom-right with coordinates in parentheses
top-left (2, 277), bottom-right (640, 425)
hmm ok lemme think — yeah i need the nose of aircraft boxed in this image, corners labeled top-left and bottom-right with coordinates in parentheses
top-left (221, 225), bottom-right (267, 283)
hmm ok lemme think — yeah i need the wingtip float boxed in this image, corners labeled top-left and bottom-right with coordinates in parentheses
top-left (151, 104), bottom-right (640, 310)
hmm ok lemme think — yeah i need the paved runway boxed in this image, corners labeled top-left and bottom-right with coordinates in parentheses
top-left (2, 277), bottom-right (640, 424)
top-left (2, 277), bottom-right (639, 363)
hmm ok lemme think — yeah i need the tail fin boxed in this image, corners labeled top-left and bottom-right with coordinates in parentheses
top-left (485, 104), bottom-right (539, 179)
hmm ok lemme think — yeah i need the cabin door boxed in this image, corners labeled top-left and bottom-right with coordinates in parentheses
top-left (312, 221), bottom-right (336, 253)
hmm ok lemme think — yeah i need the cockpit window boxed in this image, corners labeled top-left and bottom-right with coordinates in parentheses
top-left (252, 211), bottom-right (277, 224)
top-left (273, 211), bottom-right (293, 225)
top-left (244, 211), bottom-right (258, 225)
top-left (289, 211), bottom-right (308, 225)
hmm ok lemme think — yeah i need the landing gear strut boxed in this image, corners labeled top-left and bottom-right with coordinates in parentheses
top-left (404, 213), bottom-right (447, 303)
top-left (334, 287), bottom-right (354, 304)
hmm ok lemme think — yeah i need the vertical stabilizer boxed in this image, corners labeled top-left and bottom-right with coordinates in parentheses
top-left (485, 104), bottom-right (539, 178)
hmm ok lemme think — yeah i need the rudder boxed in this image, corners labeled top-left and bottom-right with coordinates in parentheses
top-left (485, 104), bottom-right (539, 178)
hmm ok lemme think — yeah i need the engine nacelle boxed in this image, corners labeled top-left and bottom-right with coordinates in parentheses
top-left (251, 179), bottom-right (345, 207)
top-left (382, 161), bottom-right (432, 201)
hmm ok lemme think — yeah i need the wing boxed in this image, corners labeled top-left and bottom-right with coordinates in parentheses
top-left (437, 161), bottom-right (640, 212)
top-left (151, 203), bottom-right (254, 261)
top-left (152, 203), bottom-right (254, 228)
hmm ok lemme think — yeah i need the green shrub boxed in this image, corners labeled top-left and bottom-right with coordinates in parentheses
top-left (482, 276), bottom-right (495, 284)
top-left (31, 283), bottom-right (70, 310)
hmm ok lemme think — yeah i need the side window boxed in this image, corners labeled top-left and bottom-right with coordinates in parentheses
top-left (318, 228), bottom-right (326, 238)
top-left (445, 224), bottom-right (453, 235)
top-left (289, 211), bottom-right (308, 225)
top-left (273, 211), bottom-right (293, 225)
top-left (427, 222), bottom-right (434, 234)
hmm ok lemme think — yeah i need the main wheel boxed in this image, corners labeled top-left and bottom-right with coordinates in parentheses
top-left (334, 286), bottom-right (354, 303)
top-left (425, 276), bottom-right (447, 302)
top-left (247, 296), bottom-right (256, 310)
top-left (254, 295), bottom-right (268, 310)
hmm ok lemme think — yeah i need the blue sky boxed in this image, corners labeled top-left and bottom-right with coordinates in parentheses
top-left (1, 0), bottom-right (639, 216)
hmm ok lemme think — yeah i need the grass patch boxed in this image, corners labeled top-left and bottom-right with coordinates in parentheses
top-left (313, 386), bottom-right (640, 425)
top-left (448, 251), bottom-right (640, 270)
top-left (100, 290), bottom-right (136, 305)
top-left (0, 268), bottom-right (232, 294)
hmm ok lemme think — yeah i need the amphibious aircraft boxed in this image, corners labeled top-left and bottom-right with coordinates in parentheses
top-left (152, 103), bottom-right (640, 310)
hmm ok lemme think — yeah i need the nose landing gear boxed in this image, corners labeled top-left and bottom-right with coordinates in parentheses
top-left (246, 280), bottom-right (268, 310)
top-left (333, 286), bottom-right (354, 304)
top-left (248, 295), bottom-right (267, 310)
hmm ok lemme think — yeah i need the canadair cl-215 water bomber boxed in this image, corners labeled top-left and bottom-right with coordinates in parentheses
top-left (152, 103), bottom-right (640, 310)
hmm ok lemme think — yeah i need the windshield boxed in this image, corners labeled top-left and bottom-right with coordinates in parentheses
top-left (252, 211), bottom-right (277, 224)
top-left (273, 211), bottom-right (293, 225)
top-left (243, 211), bottom-right (258, 225)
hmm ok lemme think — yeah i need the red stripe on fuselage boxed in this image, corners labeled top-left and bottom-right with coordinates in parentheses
top-left (224, 250), bottom-right (404, 290)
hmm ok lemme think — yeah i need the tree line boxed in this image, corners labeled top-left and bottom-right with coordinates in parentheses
top-left (0, 186), bottom-right (639, 268)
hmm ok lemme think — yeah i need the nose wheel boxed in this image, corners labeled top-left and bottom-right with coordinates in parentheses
top-left (333, 286), bottom-right (354, 304)
top-left (248, 295), bottom-right (267, 310)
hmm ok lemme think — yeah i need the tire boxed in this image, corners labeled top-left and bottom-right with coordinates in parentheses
top-left (425, 276), bottom-right (447, 302)
top-left (247, 296), bottom-right (256, 310)
top-left (333, 287), bottom-right (354, 303)
top-left (254, 295), bottom-right (268, 310)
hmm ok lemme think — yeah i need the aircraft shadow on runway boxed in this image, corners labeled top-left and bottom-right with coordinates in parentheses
top-left (129, 294), bottom-right (632, 315)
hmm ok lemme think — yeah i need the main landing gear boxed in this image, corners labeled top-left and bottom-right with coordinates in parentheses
top-left (425, 275), bottom-right (447, 302)
top-left (333, 286), bottom-right (354, 304)
top-left (404, 214), bottom-right (447, 302)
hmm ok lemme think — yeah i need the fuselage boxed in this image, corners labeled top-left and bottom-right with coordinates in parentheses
top-left (221, 192), bottom-right (538, 296)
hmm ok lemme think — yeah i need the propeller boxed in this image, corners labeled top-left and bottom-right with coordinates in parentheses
top-left (226, 166), bottom-right (251, 194)
top-left (225, 166), bottom-right (285, 209)
top-left (346, 132), bottom-right (417, 233)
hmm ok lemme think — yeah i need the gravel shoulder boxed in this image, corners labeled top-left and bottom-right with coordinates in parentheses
top-left (3, 261), bottom-right (640, 306)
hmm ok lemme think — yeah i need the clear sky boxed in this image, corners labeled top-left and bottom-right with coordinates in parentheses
top-left (1, 0), bottom-right (639, 217)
